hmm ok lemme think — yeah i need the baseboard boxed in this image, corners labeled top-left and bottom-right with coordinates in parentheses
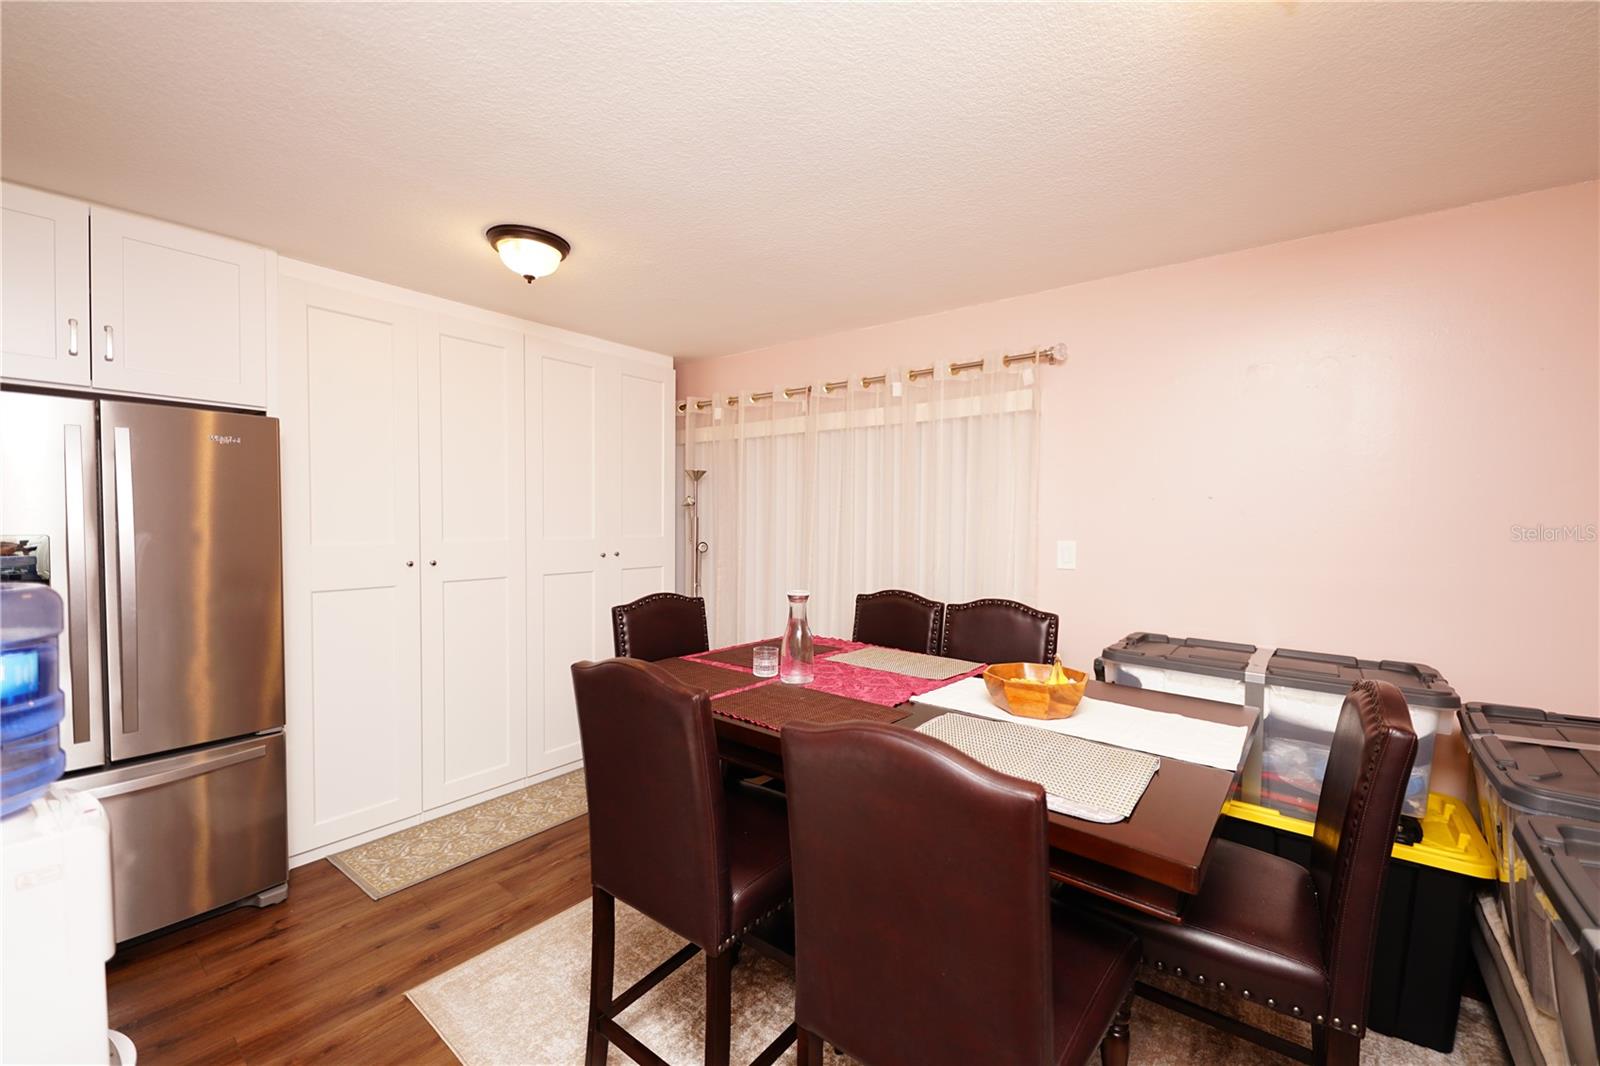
top-left (289, 759), bottom-right (584, 869)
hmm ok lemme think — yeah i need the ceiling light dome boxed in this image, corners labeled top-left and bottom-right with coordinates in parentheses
top-left (486, 224), bottom-right (571, 283)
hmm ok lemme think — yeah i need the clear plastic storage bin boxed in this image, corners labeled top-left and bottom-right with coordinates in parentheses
top-left (1460, 702), bottom-right (1600, 1019)
top-left (1097, 633), bottom-right (1457, 821)
top-left (1513, 816), bottom-right (1599, 1065)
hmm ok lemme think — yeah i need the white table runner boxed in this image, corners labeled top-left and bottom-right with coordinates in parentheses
top-left (910, 677), bottom-right (1249, 772)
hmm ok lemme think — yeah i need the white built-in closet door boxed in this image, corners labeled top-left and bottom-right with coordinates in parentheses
top-left (526, 342), bottom-right (616, 774)
top-left (279, 279), bottom-right (423, 853)
top-left (418, 318), bottom-right (527, 808)
top-left (614, 361), bottom-right (675, 604)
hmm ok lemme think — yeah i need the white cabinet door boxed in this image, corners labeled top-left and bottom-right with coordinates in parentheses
top-left (526, 341), bottom-right (616, 774)
top-left (418, 317), bottom-right (527, 808)
top-left (90, 206), bottom-right (267, 408)
top-left (614, 361), bottom-right (675, 604)
top-left (1, 184), bottom-right (90, 388)
top-left (525, 342), bottom-right (676, 775)
top-left (279, 278), bottom-right (423, 853)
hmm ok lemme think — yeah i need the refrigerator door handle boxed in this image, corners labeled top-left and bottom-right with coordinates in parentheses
top-left (111, 425), bottom-right (140, 736)
top-left (74, 741), bottom-right (269, 801)
top-left (62, 424), bottom-right (92, 745)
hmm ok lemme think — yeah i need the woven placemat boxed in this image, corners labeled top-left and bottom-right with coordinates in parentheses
top-left (713, 683), bottom-right (907, 731)
top-left (829, 646), bottom-right (981, 680)
top-left (915, 713), bottom-right (1159, 823)
top-left (697, 640), bottom-right (846, 670)
top-left (651, 658), bottom-right (769, 696)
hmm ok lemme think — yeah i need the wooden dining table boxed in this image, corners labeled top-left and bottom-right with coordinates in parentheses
top-left (653, 640), bottom-right (1261, 924)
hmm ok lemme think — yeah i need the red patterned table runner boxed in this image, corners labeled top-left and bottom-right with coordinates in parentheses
top-left (686, 637), bottom-right (986, 708)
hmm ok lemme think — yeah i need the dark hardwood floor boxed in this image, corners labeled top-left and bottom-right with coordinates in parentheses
top-left (107, 815), bottom-right (593, 1064)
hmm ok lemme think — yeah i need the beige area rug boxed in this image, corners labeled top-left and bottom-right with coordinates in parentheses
top-left (408, 898), bottom-right (1511, 1066)
top-left (330, 771), bottom-right (587, 899)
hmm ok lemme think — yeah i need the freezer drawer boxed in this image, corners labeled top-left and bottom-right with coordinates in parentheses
top-left (69, 732), bottom-right (286, 941)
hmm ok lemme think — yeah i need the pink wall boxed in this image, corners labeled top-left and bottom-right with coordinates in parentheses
top-left (679, 182), bottom-right (1600, 795)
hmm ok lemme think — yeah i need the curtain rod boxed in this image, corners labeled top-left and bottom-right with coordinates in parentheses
top-left (675, 343), bottom-right (1065, 413)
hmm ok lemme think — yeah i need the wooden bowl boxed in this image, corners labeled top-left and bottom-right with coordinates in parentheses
top-left (983, 661), bottom-right (1088, 720)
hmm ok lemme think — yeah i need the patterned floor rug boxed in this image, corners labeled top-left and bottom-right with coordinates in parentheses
top-left (408, 897), bottom-right (1512, 1066)
top-left (330, 770), bottom-right (587, 899)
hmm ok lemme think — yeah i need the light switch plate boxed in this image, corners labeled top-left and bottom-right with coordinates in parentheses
top-left (1056, 540), bottom-right (1077, 570)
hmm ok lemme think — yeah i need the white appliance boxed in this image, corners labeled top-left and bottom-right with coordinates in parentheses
top-left (1, 786), bottom-right (118, 1065)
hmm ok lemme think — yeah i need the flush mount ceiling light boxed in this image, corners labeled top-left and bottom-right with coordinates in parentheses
top-left (485, 224), bottom-right (571, 283)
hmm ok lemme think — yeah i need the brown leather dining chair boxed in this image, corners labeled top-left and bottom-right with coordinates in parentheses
top-left (1091, 679), bottom-right (1418, 1066)
top-left (571, 658), bottom-right (796, 1066)
top-left (611, 592), bottom-right (710, 661)
top-left (782, 720), bottom-right (1140, 1066)
top-left (941, 597), bottom-right (1060, 664)
top-left (851, 589), bottom-right (944, 654)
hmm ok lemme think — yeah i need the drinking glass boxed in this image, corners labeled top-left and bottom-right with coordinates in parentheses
top-left (752, 644), bottom-right (780, 678)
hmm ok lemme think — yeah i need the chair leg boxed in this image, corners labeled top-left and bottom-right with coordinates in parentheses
top-left (706, 947), bottom-right (734, 1066)
top-left (587, 888), bottom-right (615, 1066)
top-left (797, 1025), bottom-right (825, 1066)
top-left (1313, 1026), bottom-right (1361, 1066)
top-left (1100, 990), bottom-right (1133, 1066)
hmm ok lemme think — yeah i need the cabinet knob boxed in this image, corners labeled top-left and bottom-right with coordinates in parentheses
top-left (614, 551), bottom-right (621, 557)
top-left (599, 552), bottom-right (608, 558)
top-left (429, 560), bottom-right (438, 567)
top-left (103, 325), bottom-right (115, 362)
top-left (405, 560), bottom-right (415, 567)
top-left (67, 318), bottom-right (79, 357)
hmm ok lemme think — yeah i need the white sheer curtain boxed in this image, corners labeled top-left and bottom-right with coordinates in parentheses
top-left (681, 357), bottom-right (1043, 644)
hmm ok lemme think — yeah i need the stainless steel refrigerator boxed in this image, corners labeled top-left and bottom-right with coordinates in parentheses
top-left (1, 391), bottom-right (287, 941)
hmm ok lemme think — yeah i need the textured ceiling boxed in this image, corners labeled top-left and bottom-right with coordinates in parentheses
top-left (3, 3), bottom-right (1595, 359)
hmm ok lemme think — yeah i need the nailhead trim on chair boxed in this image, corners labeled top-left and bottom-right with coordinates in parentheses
top-left (941, 598), bottom-right (1059, 663)
top-left (717, 898), bottom-right (792, 954)
top-left (852, 590), bottom-right (942, 654)
top-left (612, 592), bottom-right (709, 659)
top-left (1145, 955), bottom-right (1363, 1035)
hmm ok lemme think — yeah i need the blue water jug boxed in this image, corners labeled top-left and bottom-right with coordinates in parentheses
top-left (1, 584), bottom-right (67, 817)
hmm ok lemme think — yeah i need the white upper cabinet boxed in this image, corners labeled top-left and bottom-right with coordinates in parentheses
top-left (1, 184), bottom-right (91, 388)
top-left (89, 206), bottom-right (268, 408)
top-left (418, 315), bottom-right (528, 808)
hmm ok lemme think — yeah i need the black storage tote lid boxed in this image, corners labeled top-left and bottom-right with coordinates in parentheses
top-left (1514, 815), bottom-right (1600, 966)
top-left (1460, 703), bottom-right (1600, 820)
top-left (1099, 632), bottom-right (1461, 708)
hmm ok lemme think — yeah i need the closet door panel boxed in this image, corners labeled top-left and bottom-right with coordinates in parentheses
top-left (419, 320), bottom-right (526, 809)
top-left (527, 343), bottom-right (616, 774)
top-left (615, 364), bottom-right (674, 599)
top-left (280, 280), bottom-right (422, 852)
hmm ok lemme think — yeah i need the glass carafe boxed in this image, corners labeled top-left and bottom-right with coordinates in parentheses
top-left (779, 589), bottom-right (815, 685)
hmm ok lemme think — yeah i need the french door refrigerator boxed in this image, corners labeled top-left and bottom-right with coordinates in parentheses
top-left (1, 391), bottom-right (287, 941)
